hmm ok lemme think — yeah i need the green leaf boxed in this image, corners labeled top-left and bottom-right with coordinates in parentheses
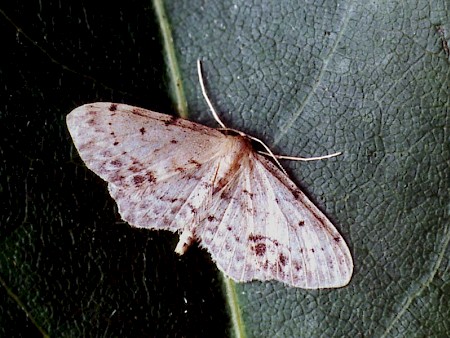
top-left (163, 0), bottom-right (449, 336)
top-left (1, 1), bottom-right (449, 337)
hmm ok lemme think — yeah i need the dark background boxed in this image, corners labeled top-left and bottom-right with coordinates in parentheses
top-left (0, 1), bottom-right (229, 336)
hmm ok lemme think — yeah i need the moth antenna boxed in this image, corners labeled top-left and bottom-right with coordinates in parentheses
top-left (197, 59), bottom-right (227, 129)
top-left (198, 59), bottom-right (289, 175)
top-left (197, 60), bottom-right (338, 173)
top-left (246, 134), bottom-right (289, 176)
top-left (258, 151), bottom-right (342, 162)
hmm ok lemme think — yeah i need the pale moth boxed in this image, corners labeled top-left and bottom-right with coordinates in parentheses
top-left (66, 60), bottom-right (353, 289)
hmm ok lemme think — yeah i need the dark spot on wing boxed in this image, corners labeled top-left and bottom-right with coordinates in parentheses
top-left (334, 237), bottom-right (341, 242)
top-left (188, 159), bottom-right (201, 168)
top-left (133, 175), bottom-right (145, 186)
top-left (298, 220), bottom-right (305, 226)
top-left (130, 108), bottom-right (150, 118)
top-left (146, 172), bottom-right (156, 183)
top-left (243, 189), bottom-right (254, 197)
top-left (207, 215), bottom-right (216, 222)
top-left (292, 189), bottom-right (301, 199)
top-left (87, 118), bottom-right (96, 126)
top-left (220, 190), bottom-right (233, 201)
top-left (110, 159), bottom-right (122, 167)
top-left (113, 141), bottom-right (119, 146)
top-left (110, 173), bottom-right (125, 183)
top-left (170, 139), bottom-right (178, 144)
top-left (253, 243), bottom-right (266, 256)
top-left (311, 248), bottom-right (315, 253)
top-left (249, 234), bottom-right (264, 242)
top-left (109, 103), bottom-right (117, 111)
top-left (187, 203), bottom-right (197, 215)
top-left (201, 182), bottom-right (212, 189)
top-left (129, 166), bottom-right (141, 173)
top-left (311, 212), bottom-right (326, 227)
top-left (164, 115), bottom-right (179, 126)
top-left (279, 254), bottom-right (287, 266)
top-left (139, 127), bottom-right (146, 135)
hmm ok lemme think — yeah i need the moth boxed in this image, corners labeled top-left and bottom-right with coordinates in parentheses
top-left (66, 61), bottom-right (353, 289)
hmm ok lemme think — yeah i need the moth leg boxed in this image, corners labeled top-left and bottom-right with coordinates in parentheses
top-left (175, 228), bottom-right (195, 255)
